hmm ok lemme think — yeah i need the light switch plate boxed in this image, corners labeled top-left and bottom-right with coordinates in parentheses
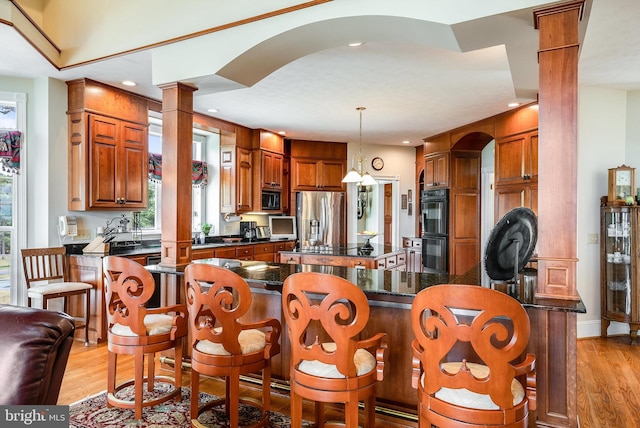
top-left (587, 233), bottom-right (599, 244)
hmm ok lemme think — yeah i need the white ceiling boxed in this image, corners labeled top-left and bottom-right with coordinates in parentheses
top-left (0, 0), bottom-right (638, 147)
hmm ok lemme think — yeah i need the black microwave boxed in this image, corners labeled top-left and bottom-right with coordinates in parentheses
top-left (261, 191), bottom-right (281, 211)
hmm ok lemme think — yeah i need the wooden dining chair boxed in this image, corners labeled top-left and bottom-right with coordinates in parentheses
top-left (411, 284), bottom-right (536, 428)
top-left (21, 247), bottom-right (92, 345)
top-left (103, 256), bottom-right (188, 420)
top-left (282, 271), bottom-right (388, 428)
top-left (184, 263), bottom-right (281, 428)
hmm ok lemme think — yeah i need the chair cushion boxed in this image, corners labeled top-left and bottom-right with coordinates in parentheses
top-left (27, 281), bottom-right (92, 297)
top-left (426, 362), bottom-right (525, 410)
top-left (195, 328), bottom-right (266, 356)
top-left (298, 342), bottom-right (376, 379)
top-left (111, 314), bottom-right (174, 337)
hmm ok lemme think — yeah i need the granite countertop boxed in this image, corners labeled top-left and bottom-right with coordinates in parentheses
top-left (65, 236), bottom-right (285, 257)
top-left (280, 243), bottom-right (404, 258)
top-left (145, 258), bottom-right (586, 313)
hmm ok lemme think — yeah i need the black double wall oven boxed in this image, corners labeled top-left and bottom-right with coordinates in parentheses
top-left (421, 188), bottom-right (448, 273)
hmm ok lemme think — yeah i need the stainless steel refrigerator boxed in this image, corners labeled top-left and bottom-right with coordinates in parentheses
top-left (296, 191), bottom-right (345, 247)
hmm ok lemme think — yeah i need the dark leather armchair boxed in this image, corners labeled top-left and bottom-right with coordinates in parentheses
top-left (0, 304), bottom-right (76, 405)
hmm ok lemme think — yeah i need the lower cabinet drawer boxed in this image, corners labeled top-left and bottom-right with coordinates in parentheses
top-left (280, 254), bottom-right (301, 264)
top-left (214, 247), bottom-right (237, 258)
top-left (253, 253), bottom-right (274, 262)
top-left (236, 246), bottom-right (255, 259)
top-left (255, 244), bottom-right (275, 254)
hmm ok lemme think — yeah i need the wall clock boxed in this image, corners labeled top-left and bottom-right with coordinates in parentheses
top-left (371, 157), bottom-right (384, 171)
top-left (608, 165), bottom-right (635, 205)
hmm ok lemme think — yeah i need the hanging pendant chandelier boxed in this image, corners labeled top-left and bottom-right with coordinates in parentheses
top-left (342, 107), bottom-right (377, 186)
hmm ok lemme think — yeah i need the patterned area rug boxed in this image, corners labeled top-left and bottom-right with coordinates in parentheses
top-left (69, 382), bottom-right (311, 427)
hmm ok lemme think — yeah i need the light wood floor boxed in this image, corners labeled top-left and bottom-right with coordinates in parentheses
top-left (59, 336), bottom-right (640, 427)
top-left (58, 341), bottom-right (416, 427)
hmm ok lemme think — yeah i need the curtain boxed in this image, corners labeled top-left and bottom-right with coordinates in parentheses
top-left (148, 153), bottom-right (208, 187)
top-left (0, 130), bottom-right (21, 174)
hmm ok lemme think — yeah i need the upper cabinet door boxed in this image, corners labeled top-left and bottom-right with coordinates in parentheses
top-left (291, 158), bottom-right (319, 191)
top-left (495, 131), bottom-right (538, 185)
top-left (319, 159), bottom-right (346, 191)
top-left (88, 114), bottom-right (148, 210)
top-left (424, 152), bottom-right (449, 188)
top-left (236, 147), bottom-right (254, 213)
top-left (261, 150), bottom-right (284, 190)
top-left (291, 159), bottom-right (345, 191)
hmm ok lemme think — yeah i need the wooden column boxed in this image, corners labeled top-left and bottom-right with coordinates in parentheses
top-left (532, 3), bottom-right (585, 427)
top-left (159, 82), bottom-right (197, 267)
top-left (535, 1), bottom-right (584, 300)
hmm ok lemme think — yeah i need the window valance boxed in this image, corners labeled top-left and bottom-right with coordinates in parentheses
top-left (0, 130), bottom-right (21, 174)
top-left (148, 153), bottom-right (208, 187)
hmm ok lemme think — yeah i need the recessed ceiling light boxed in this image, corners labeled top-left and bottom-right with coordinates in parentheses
top-left (507, 102), bottom-right (520, 108)
top-left (348, 42), bottom-right (363, 47)
top-left (278, 131), bottom-right (286, 135)
top-left (207, 108), bottom-right (219, 113)
top-left (402, 140), bottom-right (410, 144)
top-left (121, 80), bottom-right (136, 87)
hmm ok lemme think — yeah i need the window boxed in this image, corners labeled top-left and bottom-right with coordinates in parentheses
top-left (140, 118), bottom-right (218, 232)
top-left (0, 92), bottom-right (26, 306)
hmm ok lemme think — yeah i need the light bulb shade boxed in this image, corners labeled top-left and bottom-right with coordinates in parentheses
top-left (342, 168), bottom-right (363, 183)
top-left (360, 171), bottom-right (377, 186)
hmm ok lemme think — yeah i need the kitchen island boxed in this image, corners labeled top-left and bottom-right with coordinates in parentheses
top-left (279, 243), bottom-right (407, 270)
top-left (147, 258), bottom-right (585, 423)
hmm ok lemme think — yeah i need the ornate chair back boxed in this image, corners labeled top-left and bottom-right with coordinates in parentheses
top-left (411, 284), bottom-right (536, 428)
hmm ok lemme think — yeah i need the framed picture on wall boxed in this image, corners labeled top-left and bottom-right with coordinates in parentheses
top-left (408, 202), bottom-right (412, 216)
top-left (401, 194), bottom-right (408, 209)
top-left (408, 189), bottom-right (412, 203)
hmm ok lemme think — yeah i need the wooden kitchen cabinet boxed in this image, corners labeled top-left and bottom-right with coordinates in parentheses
top-left (495, 131), bottom-right (538, 185)
top-left (220, 145), bottom-right (254, 213)
top-left (254, 130), bottom-right (285, 191)
top-left (86, 115), bottom-right (148, 209)
top-left (289, 139), bottom-right (347, 192)
top-left (290, 158), bottom-right (346, 191)
top-left (258, 150), bottom-right (284, 190)
top-left (494, 182), bottom-right (538, 221)
top-left (67, 255), bottom-right (105, 342)
top-left (279, 251), bottom-right (406, 271)
top-left (214, 247), bottom-right (237, 259)
top-left (67, 79), bottom-right (149, 211)
top-left (253, 242), bottom-right (276, 262)
top-left (192, 247), bottom-right (215, 260)
top-left (494, 130), bottom-right (538, 221)
top-left (424, 152), bottom-right (449, 188)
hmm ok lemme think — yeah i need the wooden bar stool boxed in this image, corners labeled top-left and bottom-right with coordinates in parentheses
top-left (411, 284), bottom-right (536, 428)
top-left (103, 256), bottom-right (187, 421)
top-left (184, 263), bottom-right (281, 428)
top-left (282, 271), bottom-right (388, 428)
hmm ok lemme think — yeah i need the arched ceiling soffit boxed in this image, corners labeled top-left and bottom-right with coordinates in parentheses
top-left (214, 16), bottom-right (459, 88)
top-left (156, 10), bottom-right (541, 101)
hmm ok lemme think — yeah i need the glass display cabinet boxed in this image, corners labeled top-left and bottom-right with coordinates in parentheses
top-left (601, 205), bottom-right (640, 344)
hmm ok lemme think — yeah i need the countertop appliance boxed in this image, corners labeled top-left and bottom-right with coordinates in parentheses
top-left (421, 188), bottom-right (449, 273)
top-left (296, 191), bottom-right (345, 249)
top-left (256, 225), bottom-right (271, 240)
top-left (240, 221), bottom-right (257, 241)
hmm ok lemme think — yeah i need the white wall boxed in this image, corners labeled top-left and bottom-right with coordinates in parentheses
top-left (577, 86), bottom-right (628, 338)
top-left (626, 91), bottom-right (640, 162)
top-left (345, 143), bottom-right (417, 246)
